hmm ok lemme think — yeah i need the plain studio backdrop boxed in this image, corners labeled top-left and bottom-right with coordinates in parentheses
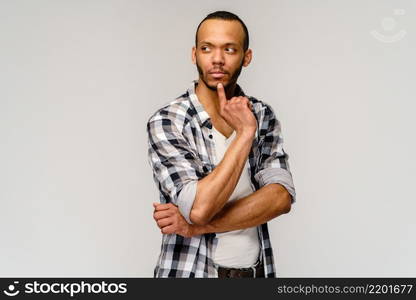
top-left (1, 0), bottom-right (415, 277)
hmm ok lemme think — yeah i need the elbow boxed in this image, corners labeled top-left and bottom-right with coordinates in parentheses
top-left (282, 199), bottom-right (291, 214)
top-left (189, 208), bottom-right (211, 226)
top-left (189, 192), bottom-right (215, 226)
top-left (270, 185), bottom-right (292, 216)
top-left (280, 190), bottom-right (292, 214)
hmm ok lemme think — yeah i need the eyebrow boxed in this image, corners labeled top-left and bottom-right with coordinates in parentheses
top-left (199, 41), bottom-right (239, 47)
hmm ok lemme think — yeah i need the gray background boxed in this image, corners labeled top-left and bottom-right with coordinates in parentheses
top-left (1, 0), bottom-right (415, 277)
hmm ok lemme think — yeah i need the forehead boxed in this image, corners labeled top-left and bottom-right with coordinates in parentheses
top-left (197, 19), bottom-right (245, 47)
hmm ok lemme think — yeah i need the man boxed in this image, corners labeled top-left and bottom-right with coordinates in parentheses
top-left (147, 11), bottom-right (296, 278)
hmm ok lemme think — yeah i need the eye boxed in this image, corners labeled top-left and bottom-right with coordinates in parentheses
top-left (225, 47), bottom-right (236, 53)
top-left (201, 46), bottom-right (210, 52)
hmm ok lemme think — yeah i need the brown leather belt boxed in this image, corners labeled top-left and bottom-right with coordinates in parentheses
top-left (217, 261), bottom-right (264, 278)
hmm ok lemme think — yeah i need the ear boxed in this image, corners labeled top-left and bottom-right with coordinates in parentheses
top-left (243, 48), bottom-right (252, 67)
top-left (191, 46), bottom-right (196, 65)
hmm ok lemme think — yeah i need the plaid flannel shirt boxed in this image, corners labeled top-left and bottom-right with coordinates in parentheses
top-left (147, 80), bottom-right (296, 278)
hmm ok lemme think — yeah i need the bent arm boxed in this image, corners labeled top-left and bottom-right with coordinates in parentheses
top-left (153, 183), bottom-right (292, 237)
top-left (147, 113), bottom-right (256, 227)
top-left (191, 183), bottom-right (291, 235)
top-left (190, 130), bottom-right (254, 225)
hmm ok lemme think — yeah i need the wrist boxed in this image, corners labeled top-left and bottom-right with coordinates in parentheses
top-left (190, 224), bottom-right (208, 236)
top-left (236, 128), bottom-right (256, 140)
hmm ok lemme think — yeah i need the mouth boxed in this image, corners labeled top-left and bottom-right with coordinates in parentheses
top-left (208, 71), bottom-right (227, 79)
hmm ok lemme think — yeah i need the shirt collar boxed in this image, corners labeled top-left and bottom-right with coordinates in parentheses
top-left (187, 80), bottom-right (246, 127)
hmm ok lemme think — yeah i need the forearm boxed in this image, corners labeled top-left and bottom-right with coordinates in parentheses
top-left (191, 183), bottom-right (291, 235)
top-left (190, 130), bottom-right (254, 224)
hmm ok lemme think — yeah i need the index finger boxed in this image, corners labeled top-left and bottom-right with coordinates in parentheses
top-left (216, 83), bottom-right (227, 109)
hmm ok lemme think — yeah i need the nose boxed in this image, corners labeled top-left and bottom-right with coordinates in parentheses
top-left (212, 48), bottom-right (224, 66)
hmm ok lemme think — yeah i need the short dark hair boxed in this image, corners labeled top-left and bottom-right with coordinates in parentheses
top-left (195, 11), bottom-right (249, 52)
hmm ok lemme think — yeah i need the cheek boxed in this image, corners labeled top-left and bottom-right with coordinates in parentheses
top-left (198, 56), bottom-right (210, 66)
top-left (228, 56), bottom-right (244, 70)
top-left (196, 57), bottom-right (210, 71)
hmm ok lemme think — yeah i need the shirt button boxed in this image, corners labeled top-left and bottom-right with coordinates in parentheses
top-left (209, 134), bottom-right (213, 139)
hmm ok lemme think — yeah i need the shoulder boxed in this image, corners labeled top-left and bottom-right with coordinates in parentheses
top-left (247, 96), bottom-right (282, 138)
top-left (247, 95), bottom-right (277, 119)
top-left (147, 92), bottom-right (197, 130)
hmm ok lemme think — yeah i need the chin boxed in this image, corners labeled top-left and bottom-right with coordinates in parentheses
top-left (205, 83), bottom-right (218, 91)
top-left (205, 78), bottom-right (228, 91)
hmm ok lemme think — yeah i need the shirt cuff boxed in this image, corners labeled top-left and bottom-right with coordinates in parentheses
top-left (176, 180), bottom-right (197, 224)
top-left (254, 168), bottom-right (296, 203)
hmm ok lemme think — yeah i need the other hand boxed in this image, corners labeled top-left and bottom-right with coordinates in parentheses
top-left (152, 202), bottom-right (195, 238)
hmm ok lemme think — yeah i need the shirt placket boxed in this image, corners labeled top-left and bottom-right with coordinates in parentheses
top-left (202, 120), bottom-right (217, 171)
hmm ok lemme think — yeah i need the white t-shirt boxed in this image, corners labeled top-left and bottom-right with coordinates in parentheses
top-left (211, 126), bottom-right (260, 268)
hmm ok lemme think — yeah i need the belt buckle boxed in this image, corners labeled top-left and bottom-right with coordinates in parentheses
top-left (222, 267), bottom-right (249, 278)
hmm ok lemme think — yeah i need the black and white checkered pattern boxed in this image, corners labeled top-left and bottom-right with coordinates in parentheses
top-left (147, 81), bottom-right (296, 277)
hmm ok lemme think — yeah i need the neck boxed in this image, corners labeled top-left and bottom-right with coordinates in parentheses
top-left (195, 78), bottom-right (237, 115)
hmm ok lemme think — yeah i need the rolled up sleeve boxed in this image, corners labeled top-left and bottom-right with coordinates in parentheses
top-left (147, 114), bottom-right (203, 222)
top-left (254, 104), bottom-right (296, 203)
top-left (176, 181), bottom-right (197, 224)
